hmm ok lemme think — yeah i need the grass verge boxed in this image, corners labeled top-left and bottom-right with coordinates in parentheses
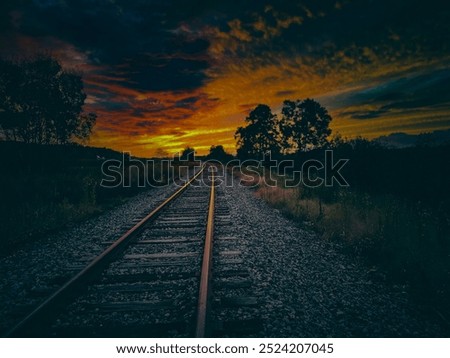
top-left (234, 167), bottom-right (450, 325)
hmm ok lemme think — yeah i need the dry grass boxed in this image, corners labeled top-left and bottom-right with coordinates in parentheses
top-left (256, 185), bottom-right (381, 244)
top-left (252, 171), bottom-right (450, 316)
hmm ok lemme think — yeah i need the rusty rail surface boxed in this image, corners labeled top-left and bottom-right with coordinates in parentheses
top-left (195, 168), bottom-right (215, 337)
top-left (5, 166), bottom-right (207, 338)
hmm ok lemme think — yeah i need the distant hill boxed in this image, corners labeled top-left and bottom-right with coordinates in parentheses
top-left (373, 129), bottom-right (450, 148)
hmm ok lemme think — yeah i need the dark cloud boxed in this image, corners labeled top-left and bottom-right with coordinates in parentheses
top-left (3, 0), bottom-right (450, 92)
top-left (341, 109), bottom-right (389, 120)
top-left (327, 68), bottom-right (450, 120)
top-left (135, 120), bottom-right (160, 128)
top-left (196, 0), bottom-right (450, 67)
top-left (276, 90), bottom-right (297, 97)
top-left (174, 96), bottom-right (200, 108)
top-left (7, 0), bottom-right (213, 91)
top-left (100, 101), bottom-right (133, 112)
top-left (0, 0), bottom-right (17, 32)
top-left (379, 69), bottom-right (450, 111)
top-left (130, 109), bottom-right (147, 118)
top-left (238, 103), bottom-right (259, 113)
top-left (124, 57), bottom-right (209, 91)
top-left (1, 0), bottom-right (450, 153)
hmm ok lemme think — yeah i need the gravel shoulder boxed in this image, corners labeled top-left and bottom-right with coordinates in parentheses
top-left (221, 177), bottom-right (447, 337)
top-left (0, 173), bottom-right (447, 337)
top-left (0, 184), bottom-right (176, 334)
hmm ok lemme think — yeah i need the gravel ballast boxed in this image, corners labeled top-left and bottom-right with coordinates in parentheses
top-left (0, 184), bottom-right (175, 334)
top-left (218, 177), bottom-right (446, 337)
top-left (0, 173), bottom-right (446, 337)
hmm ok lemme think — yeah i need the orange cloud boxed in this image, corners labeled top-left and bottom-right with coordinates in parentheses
top-left (87, 44), bottom-right (450, 157)
top-left (3, 1), bottom-right (450, 158)
top-left (9, 13), bottom-right (445, 158)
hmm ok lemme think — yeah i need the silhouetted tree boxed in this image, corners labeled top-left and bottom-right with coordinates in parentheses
top-left (235, 104), bottom-right (281, 159)
top-left (281, 98), bottom-right (332, 152)
top-left (74, 112), bottom-right (97, 143)
top-left (0, 55), bottom-right (96, 144)
top-left (207, 145), bottom-right (233, 162)
top-left (328, 133), bottom-right (345, 148)
top-left (180, 146), bottom-right (196, 161)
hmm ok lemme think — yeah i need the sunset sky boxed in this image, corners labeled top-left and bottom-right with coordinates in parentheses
top-left (1, 0), bottom-right (450, 156)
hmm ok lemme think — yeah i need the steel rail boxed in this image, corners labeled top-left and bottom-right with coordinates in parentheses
top-left (195, 168), bottom-right (215, 338)
top-left (4, 165), bottom-right (206, 338)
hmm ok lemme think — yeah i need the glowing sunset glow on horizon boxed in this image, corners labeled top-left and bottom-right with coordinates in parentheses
top-left (1, 1), bottom-right (449, 157)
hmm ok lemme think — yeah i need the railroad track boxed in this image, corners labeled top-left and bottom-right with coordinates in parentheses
top-left (4, 165), bottom-right (262, 338)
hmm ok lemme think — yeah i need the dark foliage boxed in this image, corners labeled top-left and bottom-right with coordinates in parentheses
top-left (180, 146), bottom-right (196, 161)
top-left (235, 104), bottom-right (281, 159)
top-left (0, 142), bottom-right (152, 253)
top-left (235, 99), bottom-right (332, 159)
top-left (206, 145), bottom-right (234, 162)
top-left (289, 139), bottom-right (450, 208)
top-left (281, 98), bottom-right (332, 152)
top-left (0, 55), bottom-right (96, 144)
top-left (267, 140), bottom-right (450, 317)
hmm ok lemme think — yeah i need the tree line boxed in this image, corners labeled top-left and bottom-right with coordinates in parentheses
top-left (0, 54), bottom-right (331, 160)
top-left (235, 99), bottom-right (332, 159)
top-left (179, 99), bottom-right (332, 162)
top-left (0, 55), bottom-right (96, 145)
